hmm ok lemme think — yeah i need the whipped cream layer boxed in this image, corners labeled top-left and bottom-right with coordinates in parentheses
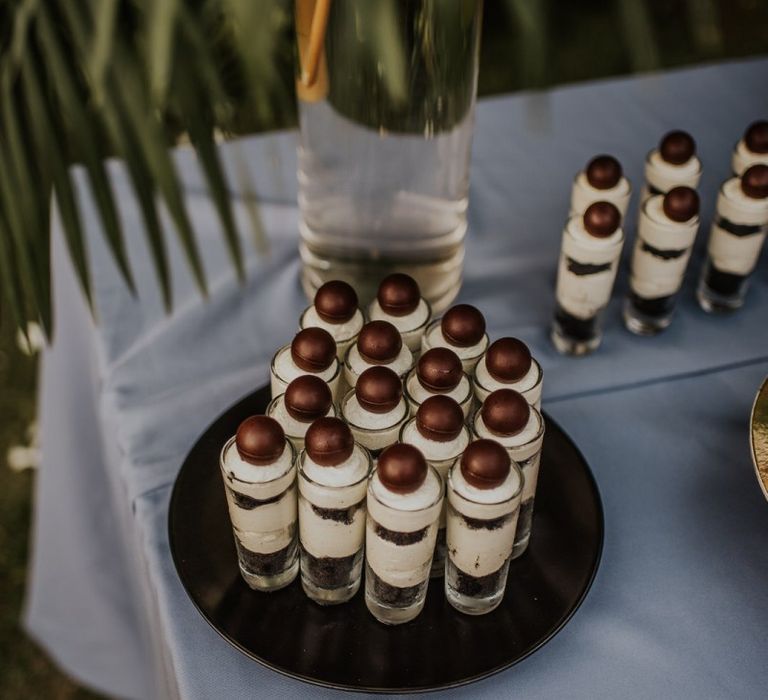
top-left (273, 345), bottom-right (338, 383)
top-left (342, 393), bottom-right (408, 452)
top-left (345, 344), bottom-right (413, 386)
top-left (473, 408), bottom-right (544, 461)
top-left (301, 306), bottom-right (364, 342)
top-left (473, 357), bottom-right (542, 407)
top-left (556, 216), bottom-right (624, 319)
top-left (401, 420), bottom-right (469, 467)
top-left (422, 321), bottom-right (488, 364)
top-left (707, 178), bottom-right (768, 275)
top-left (732, 139), bottom-right (768, 176)
top-left (267, 396), bottom-right (336, 440)
top-left (570, 171), bottom-right (631, 217)
top-left (368, 298), bottom-right (430, 333)
top-left (630, 195), bottom-right (699, 298)
top-left (405, 369), bottom-right (472, 412)
top-left (644, 149), bottom-right (702, 197)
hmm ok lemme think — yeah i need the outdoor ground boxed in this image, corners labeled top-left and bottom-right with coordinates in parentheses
top-left (0, 2), bottom-right (766, 697)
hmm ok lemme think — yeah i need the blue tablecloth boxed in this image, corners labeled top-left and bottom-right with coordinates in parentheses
top-left (26, 58), bottom-right (768, 699)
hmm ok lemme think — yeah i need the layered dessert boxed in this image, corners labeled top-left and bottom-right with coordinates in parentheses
top-left (270, 327), bottom-right (341, 400)
top-left (472, 389), bottom-right (544, 560)
top-left (341, 366), bottom-right (409, 455)
top-left (300, 280), bottom-right (364, 360)
top-left (368, 273), bottom-right (432, 352)
top-left (624, 186), bottom-right (701, 335)
top-left (266, 375), bottom-right (335, 450)
top-left (552, 201), bottom-right (625, 355)
top-left (219, 415), bottom-right (298, 591)
top-left (569, 154), bottom-right (631, 218)
top-left (698, 164), bottom-right (768, 312)
top-left (421, 304), bottom-right (489, 372)
top-left (365, 444), bottom-right (443, 624)
top-left (473, 337), bottom-right (543, 408)
top-left (344, 320), bottom-right (413, 388)
top-left (298, 417), bottom-right (371, 604)
top-left (404, 347), bottom-right (473, 418)
top-left (400, 395), bottom-right (470, 577)
top-left (445, 439), bottom-right (523, 615)
top-left (641, 130), bottom-right (701, 204)
top-left (732, 120), bottom-right (768, 176)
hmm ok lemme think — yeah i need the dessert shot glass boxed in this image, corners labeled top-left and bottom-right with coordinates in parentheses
top-left (421, 304), bottom-right (489, 373)
top-left (219, 416), bottom-right (299, 592)
top-left (445, 439), bottom-right (523, 615)
top-left (299, 280), bottom-right (364, 361)
top-left (270, 327), bottom-right (342, 401)
top-left (569, 154), bottom-right (631, 218)
top-left (344, 320), bottom-right (413, 389)
top-left (639, 130), bottom-right (701, 205)
top-left (267, 375), bottom-right (336, 451)
top-left (365, 445), bottom-right (443, 625)
top-left (368, 273), bottom-right (432, 353)
top-left (472, 337), bottom-right (543, 409)
top-left (298, 418), bottom-right (372, 605)
top-left (731, 120), bottom-right (768, 176)
top-left (404, 347), bottom-right (473, 418)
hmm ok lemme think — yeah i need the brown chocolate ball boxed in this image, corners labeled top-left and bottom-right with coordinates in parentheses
top-left (583, 201), bottom-right (621, 238)
top-left (417, 348), bottom-right (462, 393)
top-left (585, 155), bottom-right (622, 190)
top-left (485, 337), bottom-right (532, 383)
top-left (663, 186), bottom-right (699, 222)
top-left (284, 375), bottom-right (332, 423)
top-left (441, 305), bottom-right (486, 348)
top-left (357, 320), bottom-right (403, 364)
top-left (416, 395), bottom-right (464, 443)
top-left (460, 439), bottom-right (511, 490)
top-left (235, 416), bottom-right (285, 465)
top-left (377, 273), bottom-right (421, 316)
top-left (305, 417), bottom-right (354, 467)
top-left (290, 327), bottom-right (336, 372)
top-left (659, 130), bottom-right (696, 165)
top-left (744, 120), bottom-right (768, 154)
top-left (741, 164), bottom-right (768, 199)
top-left (314, 280), bottom-right (358, 323)
top-left (481, 389), bottom-right (530, 437)
top-left (377, 443), bottom-right (427, 494)
top-left (355, 366), bottom-right (402, 414)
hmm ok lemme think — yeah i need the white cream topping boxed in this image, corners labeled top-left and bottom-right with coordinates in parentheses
top-left (343, 395), bottom-right (407, 431)
top-left (302, 446), bottom-right (370, 487)
top-left (268, 397), bottom-right (335, 438)
top-left (369, 468), bottom-right (442, 512)
top-left (301, 306), bottom-right (364, 342)
top-left (405, 370), bottom-right (471, 406)
top-left (570, 171), bottom-right (632, 217)
top-left (474, 409), bottom-right (542, 449)
top-left (401, 421), bottom-right (469, 463)
top-left (223, 440), bottom-right (293, 484)
top-left (346, 343), bottom-right (413, 378)
top-left (423, 323), bottom-right (487, 360)
top-left (646, 149), bottom-right (701, 184)
top-left (474, 357), bottom-right (539, 395)
top-left (732, 139), bottom-right (768, 175)
top-left (450, 462), bottom-right (521, 505)
top-left (273, 345), bottom-right (338, 385)
top-left (368, 298), bottom-right (430, 333)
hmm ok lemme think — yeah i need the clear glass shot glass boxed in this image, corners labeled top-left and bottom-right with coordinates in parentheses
top-left (367, 298), bottom-right (433, 353)
top-left (266, 394), bottom-right (338, 452)
top-left (364, 466), bottom-right (443, 625)
top-left (297, 446), bottom-right (372, 604)
top-left (340, 388), bottom-right (409, 457)
top-left (219, 436), bottom-right (298, 592)
top-left (403, 366), bottom-right (474, 419)
top-left (445, 460), bottom-right (523, 615)
top-left (420, 319), bottom-right (489, 373)
top-left (299, 305), bottom-right (363, 362)
top-left (270, 342), bottom-right (343, 402)
top-left (472, 357), bottom-right (543, 410)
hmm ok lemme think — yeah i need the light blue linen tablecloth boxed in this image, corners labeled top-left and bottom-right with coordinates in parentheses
top-left (25, 58), bottom-right (768, 699)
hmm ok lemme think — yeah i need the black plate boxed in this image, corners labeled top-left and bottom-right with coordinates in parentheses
top-left (169, 385), bottom-right (603, 693)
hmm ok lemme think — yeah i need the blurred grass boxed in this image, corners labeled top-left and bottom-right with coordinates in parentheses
top-left (1, 1), bottom-right (767, 697)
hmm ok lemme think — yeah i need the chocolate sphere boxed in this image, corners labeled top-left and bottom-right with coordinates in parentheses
top-left (284, 375), bottom-right (332, 423)
top-left (357, 320), bottom-right (403, 364)
top-left (663, 186), bottom-right (699, 222)
top-left (305, 417), bottom-right (354, 467)
top-left (441, 305), bottom-right (486, 348)
top-left (314, 280), bottom-right (358, 323)
top-left (659, 130), bottom-right (696, 165)
top-left (377, 273), bottom-right (421, 316)
top-left (744, 120), bottom-right (768, 154)
top-left (485, 337), bottom-right (532, 383)
top-left (417, 347), bottom-right (462, 393)
top-left (741, 164), bottom-right (768, 199)
top-left (583, 201), bottom-right (620, 238)
top-left (290, 327), bottom-right (336, 372)
top-left (416, 395), bottom-right (464, 443)
top-left (377, 443), bottom-right (427, 494)
top-left (585, 155), bottom-right (622, 190)
top-left (460, 439), bottom-right (511, 490)
top-left (481, 389), bottom-right (530, 437)
top-left (236, 416), bottom-right (285, 465)
top-left (356, 366), bottom-right (402, 414)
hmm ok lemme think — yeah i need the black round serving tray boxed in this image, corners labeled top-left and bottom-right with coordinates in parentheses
top-left (169, 385), bottom-right (603, 693)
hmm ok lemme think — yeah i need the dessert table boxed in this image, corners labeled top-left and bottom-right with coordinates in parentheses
top-left (25, 58), bottom-right (768, 699)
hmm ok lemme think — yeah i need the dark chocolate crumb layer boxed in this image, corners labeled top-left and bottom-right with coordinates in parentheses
top-left (628, 292), bottom-right (675, 318)
top-left (302, 547), bottom-right (361, 589)
top-left (227, 485), bottom-right (290, 510)
top-left (235, 526), bottom-right (297, 577)
top-left (705, 265), bottom-right (745, 296)
top-left (449, 558), bottom-right (509, 598)
top-left (368, 567), bottom-right (427, 607)
top-left (310, 498), bottom-right (365, 525)
top-left (554, 305), bottom-right (597, 341)
top-left (458, 509), bottom-right (516, 532)
top-left (373, 521), bottom-right (429, 545)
